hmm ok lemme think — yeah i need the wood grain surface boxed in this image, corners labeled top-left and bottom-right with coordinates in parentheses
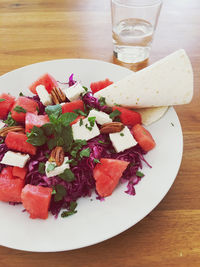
top-left (0, 0), bottom-right (199, 266)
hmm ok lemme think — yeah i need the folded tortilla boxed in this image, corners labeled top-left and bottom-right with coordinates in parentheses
top-left (94, 49), bottom-right (193, 109)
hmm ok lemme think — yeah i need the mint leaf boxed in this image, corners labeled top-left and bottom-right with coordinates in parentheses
top-left (73, 109), bottom-right (87, 117)
top-left (62, 126), bottom-right (73, 152)
top-left (61, 201), bottom-right (77, 218)
top-left (70, 139), bottom-right (87, 158)
top-left (26, 126), bottom-right (47, 146)
top-left (45, 104), bottom-right (62, 119)
top-left (46, 163), bottom-right (56, 173)
top-left (0, 98), bottom-right (5, 102)
top-left (38, 162), bottom-right (45, 174)
top-left (80, 148), bottom-right (90, 158)
top-left (51, 189), bottom-right (56, 195)
top-left (47, 138), bottom-right (57, 150)
top-left (54, 184), bottom-right (67, 202)
top-left (42, 123), bottom-right (55, 136)
top-left (109, 110), bottom-right (121, 120)
top-left (3, 112), bottom-right (17, 126)
top-left (136, 171), bottom-right (144, 178)
top-left (59, 112), bottom-right (78, 126)
top-left (13, 105), bottom-right (26, 113)
top-left (82, 86), bottom-right (88, 92)
top-left (88, 116), bottom-right (96, 127)
top-left (99, 97), bottom-right (106, 106)
top-left (59, 169), bottom-right (75, 182)
top-left (93, 158), bottom-right (100, 164)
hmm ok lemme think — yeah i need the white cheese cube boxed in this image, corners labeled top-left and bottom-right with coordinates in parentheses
top-left (1, 151), bottom-right (30, 168)
top-left (72, 117), bottom-right (100, 141)
top-left (88, 110), bottom-right (112, 125)
top-left (36, 85), bottom-right (52, 106)
top-left (109, 126), bottom-right (137, 153)
top-left (0, 120), bottom-right (5, 129)
top-left (64, 82), bottom-right (86, 102)
top-left (45, 156), bottom-right (70, 178)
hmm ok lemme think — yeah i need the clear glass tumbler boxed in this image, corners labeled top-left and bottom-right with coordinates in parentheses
top-left (111, 0), bottom-right (162, 63)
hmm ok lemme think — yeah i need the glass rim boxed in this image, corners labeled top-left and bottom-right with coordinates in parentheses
top-left (111, 0), bottom-right (162, 8)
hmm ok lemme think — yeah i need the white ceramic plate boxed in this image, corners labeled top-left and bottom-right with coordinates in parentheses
top-left (0, 59), bottom-right (183, 252)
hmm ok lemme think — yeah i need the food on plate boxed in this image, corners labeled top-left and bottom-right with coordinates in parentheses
top-left (94, 49), bottom-right (193, 108)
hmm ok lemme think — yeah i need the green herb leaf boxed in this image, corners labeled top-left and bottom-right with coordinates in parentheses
top-left (59, 168), bottom-right (76, 182)
top-left (120, 133), bottom-right (124, 136)
top-left (59, 112), bottom-right (78, 126)
top-left (114, 103), bottom-right (121, 107)
top-left (61, 201), bottom-right (77, 218)
top-left (38, 162), bottom-right (45, 174)
top-left (13, 105), bottom-right (27, 113)
top-left (62, 126), bottom-right (73, 152)
top-left (79, 118), bottom-right (83, 126)
top-left (19, 92), bottom-right (24, 96)
top-left (70, 139), bottom-right (87, 158)
top-left (99, 97), bottom-right (106, 106)
top-left (136, 171), bottom-right (144, 178)
top-left (93, 158), bottom-right (100, 164)
top-left (82, 86), bottom-right (88, 92)
top-left (73, 109), bottom-right (87, 117)
top-left (51, 189), bottom-right (56, 195)
top-left (46, 163), bottom-right (56, 173)
top-left (88, 116), bottom-right (96, 127)
top-left (109, 109), bottom-right (121, 120)
top-left (47, 138), bottom-right (57, 150)
top-left (42, 123), bottom-right (55, 136)
top-left (80, 148), bottom-right (90, 158)
top-left (85, 123), bottom-right (92, 131)
top-left (0, 98), bottom-right (5, 102)
top-left (54, 184), bottom-right (67, 202)
top-left (3, 112), bottom-right (18, 127)
top-left (45, 104), bottom-right (62, 119)
top-left (26, 126), bottom-right (47, 146)
top-left (0, 139), bottom-right (4, 144)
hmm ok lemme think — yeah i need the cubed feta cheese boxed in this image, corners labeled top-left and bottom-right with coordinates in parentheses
top-left (45, 156), bottom-right (69, 178)
top-left (88, 110), bottom-right (112, 125)
top-left (0, 151), bottom-right (30, 168)
top-left (0, 120), bottom-right (5, 129)
top-left (72, 117), bottom-right (100, 141)
top-left (109, 126), bottom-right (137, 153)
top-left (64, 82), bottom-right (86, 102)
top-left (36, 85), bottom-right (52, 106)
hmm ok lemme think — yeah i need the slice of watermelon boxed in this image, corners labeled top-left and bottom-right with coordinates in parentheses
top-left (62, 100), bottom-right (84, 114)
top-left (11, 97), bottom-right (39, 123)
top-left (21, 184), bottom-right (52, 219)
top-left (90, 78), bottom-right (113, 94)
top-left (93, 158), bottom-right (129, 197)
top-left (112, 106), bottom-right (142, 127)
top-left (12, 166), bottom-right (27, 180)
top-left (131, 124), bottom-right (156, 152)
top-left (0, 93), bottom-right (15, 119)
top-left (5, 132), bottom-right (36, 155)
top-left (25, 112), bottom-right (49, 133)
top-left (0, 167), bottom-right (24, 202)
top-left (29, 73), bottom-right (58, 94)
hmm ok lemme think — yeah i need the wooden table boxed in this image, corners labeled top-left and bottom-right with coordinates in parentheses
top-left (0, 0), bottom-right (199, 266)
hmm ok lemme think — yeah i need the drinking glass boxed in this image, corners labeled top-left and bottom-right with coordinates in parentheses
top-left (111, 0), bottom-right (162, 63)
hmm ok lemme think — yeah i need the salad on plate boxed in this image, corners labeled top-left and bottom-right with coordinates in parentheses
top-left (0, 73), bottom-right (155, 220)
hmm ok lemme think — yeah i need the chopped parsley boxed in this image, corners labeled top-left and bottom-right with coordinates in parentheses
top-left (0, 98), bottom-right (5, 102)
top-left (38, 162), bottom-right (45, 174)
top-left (79, 118), bottom-right (83, 126)
top-left (93, 158), bottom-right (100, 164)
top-left (120, 133), bottom-right (124, 136)
top-left (59, 169), bottom-right (75, 182)
top-left (99, 97), bottom-right (106, 106)
top-left (136, 171), bottom-right (144, 178)
top-left (109, 109), bottom-right (121, 120)
top-left (3, 112), bottom-right (18, 126)
top-left (88, 116), bottom-right (96, 127)
top-left (46, 163), bottom-right (56, 173)
top-left (19, 92), bottom-right (24, 96)
top-left (13, 105), bottom-right (27, 113)
top-left (73, 109), bottom-right (87, 117)
top-left (61, 202), bottom-right (77, 218)
top-left (80, 148), bottom-right (90, 158)
top-left (85, 123), bottom-right (92, 131)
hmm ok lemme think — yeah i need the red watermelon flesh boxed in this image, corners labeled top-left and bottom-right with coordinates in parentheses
top-left (90, 79), bottom-right (113, 94)
top-left (21, 184), bottom-right (52, 219)
top-left (12, 166), bottom-right (27, 180)
top-left (62, 100), bottom-right (84, 114)
top-left (0, 93), bottom-right (15, 119)
top-left (25, 112), bottom-right (49, 133)
top-left (0, 167), bottom-right (24, 202)
top-left (5, 132), bottom-right (36, 155)
top-left (112, 106), bottom-right (142, 127)
top-left (29, 73), bottom-right (58, 94)
top-left (11, 97), bottom-right (39, 123)
top-left (93, 158), bottom-right (129, 197)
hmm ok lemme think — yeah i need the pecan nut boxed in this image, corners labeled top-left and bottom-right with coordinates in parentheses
top-left (100, 122), bottom-right (124, 134)
top-left (49, 146), bottom-right (65, 166)
top-left (0, 126), bottom-right (25, 137)
top-left (51, 87), bottom-right (66, 104)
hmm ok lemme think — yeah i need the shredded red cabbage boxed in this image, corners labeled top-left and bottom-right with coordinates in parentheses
top-left (82, 92), bottom-right (111, 113)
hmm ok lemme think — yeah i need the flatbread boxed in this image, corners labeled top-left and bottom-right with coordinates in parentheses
top-left (94, 49), bottom-right (193, 108)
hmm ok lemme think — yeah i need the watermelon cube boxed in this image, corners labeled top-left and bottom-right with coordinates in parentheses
top-left (0, 167), bottom-right (24, 202)
top-left (11, 97), bottom-right (39, 123)
top-left (5, 132), bottom-right (36, 155)
top-left (0, 93), bottom-right (15, 119)
top-left (21, 184), bottom-right (53, 219)
top-left (93, 158), bottom-right (129, 197)
top-left (112, 106), bottom-right (142, 127)
top-left (90, 78), bottom-right (113, 94)
top-left (12, 166), bottom-right (27, 180)
top-left (62, 100), bottom-right (84, 114)
top-left (29, 73), bottom-right (58, 94)
top-left (25, 112), bottom-right (49, 133)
